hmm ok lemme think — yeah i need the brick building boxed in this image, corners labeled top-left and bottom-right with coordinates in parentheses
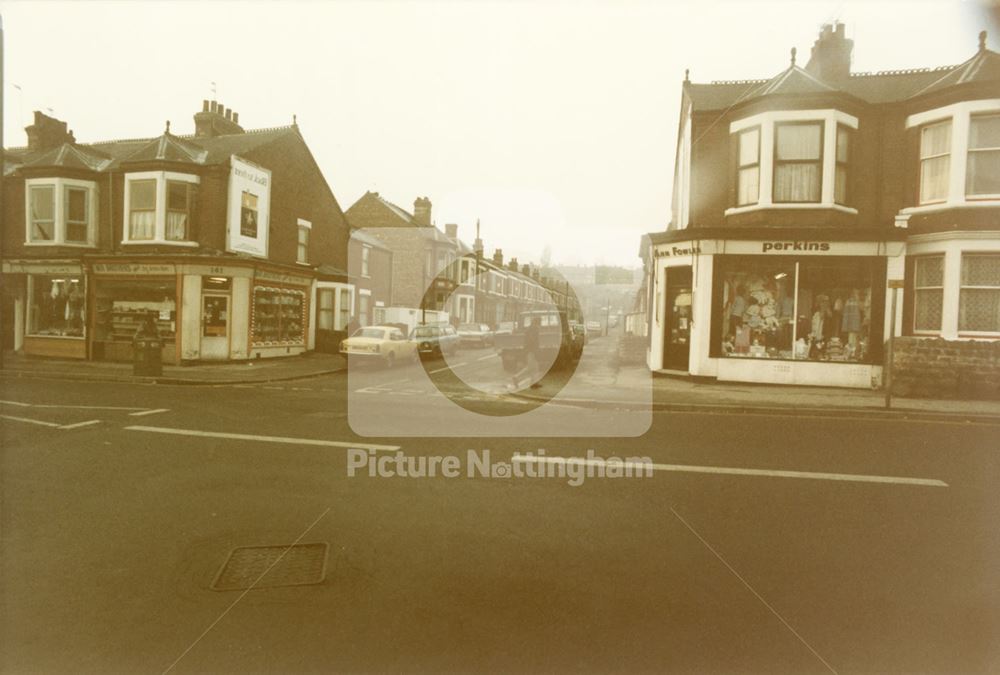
top-left (643, 24), bottom-right (1000, 391)
top-left (2, 102), bottom-right (351, 363)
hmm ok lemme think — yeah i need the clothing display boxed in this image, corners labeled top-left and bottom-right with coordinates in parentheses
top-left (842, 295), bottom-right (862, 333)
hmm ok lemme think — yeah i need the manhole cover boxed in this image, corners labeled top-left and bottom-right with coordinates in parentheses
top-left (212, 542), bottom-right (328, 591)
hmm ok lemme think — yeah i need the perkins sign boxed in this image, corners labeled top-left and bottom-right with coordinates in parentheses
top-left (762, 241), bottom-right (831, 253)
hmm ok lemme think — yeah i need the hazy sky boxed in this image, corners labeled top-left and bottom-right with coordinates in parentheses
top-left (2, 1), bottom-right (996, 266)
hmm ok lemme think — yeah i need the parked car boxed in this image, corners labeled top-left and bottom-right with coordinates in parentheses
top-left (340, 325), bottom-right (415, 368)
top-left (411, 324), bottom-right (461, 358)
top-left (494, 310), bottom-right (579, 373)
top-left (457, 323), bottom-right (494, 347)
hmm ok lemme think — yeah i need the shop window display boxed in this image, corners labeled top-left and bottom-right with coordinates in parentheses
top-left (717, 257), bottom-right (877, 363)
top-left (252, 286), bottom-right (305, 345)
top-left (28, 275), bottom-right (86, 337)
top-left (93, 280), bottom-right (177, 343)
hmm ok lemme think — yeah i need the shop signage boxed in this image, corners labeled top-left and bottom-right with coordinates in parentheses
top-left (255, 269), bottom-right (309, 286)
top-left (226, 155), bottom-right (271, 259)
top-left (91, 262), bottom-right (176, 275)
top-left (2, 260), bottom-right (82, 274)
top-left (654, 244), bottom-right (703, 258)
top-left (762, 241), bottom-right (831, 252)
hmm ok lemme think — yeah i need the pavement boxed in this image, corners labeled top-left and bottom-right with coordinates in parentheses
top-left (0, 350), bottom-right (346, 385)
top-left (4, 336), bottom-right (1000, 421)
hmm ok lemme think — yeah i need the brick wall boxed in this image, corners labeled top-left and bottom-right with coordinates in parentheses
top-left (891, 337), bottom-right (1000, 400)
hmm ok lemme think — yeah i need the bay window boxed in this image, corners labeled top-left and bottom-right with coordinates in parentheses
top-left (959, 254), bottom-right (1000, 333)
top-left (25, 178), bottom-right (97, 246)
top-left (773, 122), bottom-right (822, 203)
top-left (727, 109), bottom-right (858, 214)
top-left (904, 99), bottom-right (1000, 212)
top-left (123, 171), bottom-right (199, 244)
top-left (913, 256), bottom-right (944, 332)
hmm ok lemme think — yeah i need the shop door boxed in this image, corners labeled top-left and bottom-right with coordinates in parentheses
top-left (201, 294), bottom-right (230, 360)
top-left (662, 266), bottom-right (693, 371)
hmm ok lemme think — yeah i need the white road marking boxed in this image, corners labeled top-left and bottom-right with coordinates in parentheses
top-left (512, 455), bottom-right (948, 488)
top-left (59, 419), bottom-right (101, 430)
top-left (0, 413), bottom-right (62, 428)
top-left (125, 425), bottom-right (400, 451)
top-left (129, 408), bottom-right (170, 417)
top-left (1, 400), bottom-right (144, 411)
top-left (477, 354), bottom-right (498, 361)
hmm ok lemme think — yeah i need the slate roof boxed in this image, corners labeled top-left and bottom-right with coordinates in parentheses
top-left (686, 46), bottom-right (1000, 112)
top-left (6, 125), bottom-right (297, 174)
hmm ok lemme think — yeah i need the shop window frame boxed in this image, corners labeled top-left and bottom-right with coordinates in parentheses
top-left (26, 273), bottom-right (87, 339)
top-left (24, 177), bottom-right (98, 247)
top-left (122, 171), bottom-right (200, 246)
top-left (709, 254), bottom-right (886, 365)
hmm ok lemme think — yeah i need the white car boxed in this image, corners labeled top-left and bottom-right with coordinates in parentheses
top-left (340, 325), bottom-right (415, 368)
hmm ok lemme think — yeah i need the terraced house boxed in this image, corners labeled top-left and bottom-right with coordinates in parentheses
top-left (1, 102), bottom-right (352, 363)
top-left (643, 24), bottom-right (1000, 394)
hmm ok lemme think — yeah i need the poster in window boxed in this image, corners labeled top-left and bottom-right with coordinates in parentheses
top-left (227, 156), bottom-right (271, 257)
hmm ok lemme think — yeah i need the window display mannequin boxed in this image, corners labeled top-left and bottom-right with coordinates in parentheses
top-left (841, 289), bottom-right (862, 354)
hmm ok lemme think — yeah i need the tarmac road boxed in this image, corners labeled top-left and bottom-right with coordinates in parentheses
top-left (1, 371), bottom-right (998, 674)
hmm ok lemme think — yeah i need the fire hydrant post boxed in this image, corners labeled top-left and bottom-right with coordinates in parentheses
top-left (133, 315), bottom-right (163, 377)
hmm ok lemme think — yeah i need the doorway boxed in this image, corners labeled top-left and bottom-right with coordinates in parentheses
top-left (201, 293), bottom-right (230, 360)
top-left (661, 266), bottom-right (692, 372)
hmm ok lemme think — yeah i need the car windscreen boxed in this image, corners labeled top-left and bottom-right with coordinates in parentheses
top-left (353, 328), bottom-right (385, 339)
top-left (413, 327), bottom-right (437, 338)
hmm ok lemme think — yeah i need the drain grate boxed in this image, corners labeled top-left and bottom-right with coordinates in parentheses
top-left (211, 542), bottom-right (329, 591)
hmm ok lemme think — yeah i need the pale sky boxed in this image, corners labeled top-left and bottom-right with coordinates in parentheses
top-left (2, 0), bottom-right (996, 266)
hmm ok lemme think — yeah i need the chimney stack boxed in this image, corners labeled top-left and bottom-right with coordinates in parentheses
top-left (194, 98), bottom-right (245, 138)
top-left (508, 257), bottom-right (519, 272)
top-left (445, 223), bottom-right (459, 239)
top-left (413, 197), bottom-right (432, 227)
top-left (492, 249), bottom-right (504, 265)
top-left (804, 21), bottom-right (853, 85)
top-left (25, 111), bottom-right (75, 152)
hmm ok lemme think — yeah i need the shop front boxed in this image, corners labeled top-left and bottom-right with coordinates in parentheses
top-left (248, 268), bottom-right (312, 359)
top-left (649, 238), bottom-right (904, 388)
top-left (90, 262), bottom-right (179, 364)
top-left (2, 260), bottom-right (88, 359)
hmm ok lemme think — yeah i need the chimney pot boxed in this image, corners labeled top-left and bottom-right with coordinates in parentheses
top-left (224, 107), bottom-right (231, 120)
top-left (202, 99), bottom-right (210, 112)
top-left (232, 111), bottom-right (239, 124)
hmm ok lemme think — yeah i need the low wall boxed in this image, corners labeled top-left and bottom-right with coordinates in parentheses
top-left (891, 337), bottom-right (1000, 400)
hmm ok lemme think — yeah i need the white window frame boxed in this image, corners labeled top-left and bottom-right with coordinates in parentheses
top-left (912, 255), bottom-right (945, 335)
top-left (361, 244), bottom-right (371, 277)
top-left (316, 281), bottom-right (354, 331)
top-left (24, 177), bottom-right (99, 247)
top-left (726, 109), bottom-right (859, 217)
top-left (958, 252), bottom-right (1000, 336)
top-left (966, 112), bottom-right (1000, 200)
top-left (902, 99), bottom-right (1000, 214)
top-left (122, 171), bottom-right (200, 246)
top-left (296, 218), bottom-right (311, 265)
top-left (907, 233), bottom-right (1000, 339)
